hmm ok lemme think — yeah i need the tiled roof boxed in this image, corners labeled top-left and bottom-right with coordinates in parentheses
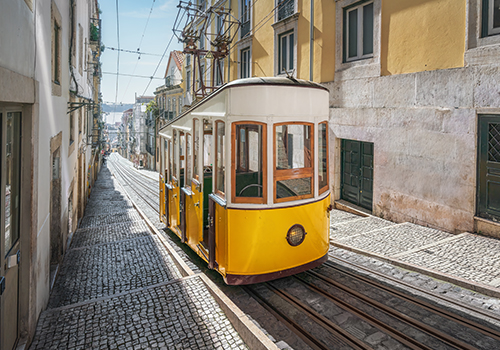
top-left (164, 50), bottom-right (184, 77)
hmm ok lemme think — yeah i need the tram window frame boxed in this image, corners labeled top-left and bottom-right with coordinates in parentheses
top-left (215, 120), bottom-right (226, 199)
top-left (185, 133), bottom-right (193, 189)
top-left (172, 131), bottom-right (178, 184)
top-left (193, 118), bottom-right (201, 185)
top-left (231, 122), bottom-right (267, 204)
top-left (318, 121), bottom-right (329, 195)
top-left (274, 122), bottom-right (314, 203)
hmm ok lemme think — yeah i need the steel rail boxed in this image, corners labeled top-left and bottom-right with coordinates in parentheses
top-left (327, 253), bottom-right (500, 324)
top-left (243, 285), bottom-right (363, 350)
top-left (310, 263), bottom-right (500, 348)
top-left (108, 158), bottom-right (159, 214)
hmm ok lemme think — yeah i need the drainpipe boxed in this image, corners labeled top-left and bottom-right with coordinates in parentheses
top-left (310, 0), bottom-right (314, 81)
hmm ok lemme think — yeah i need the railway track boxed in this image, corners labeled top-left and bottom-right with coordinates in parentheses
top-left (106, 154), bottom-right (500, 350)
top-left (107, 155), bottom-right (159, 214)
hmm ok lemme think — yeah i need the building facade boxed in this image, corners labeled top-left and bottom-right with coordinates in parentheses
top-left (176, 0), bottom-right (500, 237)
top-left (130, 96), bottom-right (154, 169)
top-left (154, 51), bottom-right (185, 171)
top-left (0, 1), bottom-right (103, 348)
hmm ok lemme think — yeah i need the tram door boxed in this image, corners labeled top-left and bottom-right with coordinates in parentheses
top-left (179, 132), bottom-right (186, 242)
top-left (1, 111), bottom-right (22, 350)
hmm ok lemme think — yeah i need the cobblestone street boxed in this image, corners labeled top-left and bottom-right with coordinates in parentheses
top-left (29, 166), bottom-right (248, 350)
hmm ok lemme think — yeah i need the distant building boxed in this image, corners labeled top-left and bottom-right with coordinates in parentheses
top-left (154, 51), bottom-right (185, 171)
top-left (131, 95), bottom-right (154, 168)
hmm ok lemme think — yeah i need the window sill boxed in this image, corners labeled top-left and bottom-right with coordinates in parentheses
top-left (272, 12), bottom-right (299, 29)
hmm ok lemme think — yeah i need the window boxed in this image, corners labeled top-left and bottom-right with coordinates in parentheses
top-left (51, 0), bottom-right (62, 96)
top-left (278, 31), bottom-right (294, 74)
top-left (186, 134), bottom-right (192, 187)
top-left (241, 48), bottom-right (250, 78)
top-left (70, 112), bottom-right (75, 145)
top-left (232, 123), bottom-right (267, 203)
top-left (186, 69), bottom-right (192, 93)
top-left (169, 140), bottom-right (173, 182)
top-left (344, 1), bottom-right (374, 62)
top-left (216, 61), bottom-right (224, 86)
top-left (173, 131), bottom-right (178, 181)
top-left (274, 123), bottom-right (313, 202)
top-left (199, 33), bottom-right (205, 50)
top-left (241, 0), bottom-right (251, 37)
top-left (278, 0), bottom-right (294, 21)
top-left (484, 0), bottom-right (500, 36)
top-left (173, 97), bottom-right (177, 118)
top-left (193, 119), bottom-right (200, 181)
top-left (318, 122), bottom-right (329, 194)
top-left (215, 121), bottom-right (226, 198)
top-left (79, 23), bottom-right (84, 75)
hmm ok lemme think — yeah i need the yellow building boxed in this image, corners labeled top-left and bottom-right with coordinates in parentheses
top-left (174, 0), bottom-right (500, 236)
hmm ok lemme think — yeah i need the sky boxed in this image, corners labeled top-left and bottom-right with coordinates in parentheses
top-left (100, 0), bottom-right (183, 107)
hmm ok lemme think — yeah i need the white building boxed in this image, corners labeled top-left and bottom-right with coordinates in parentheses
top-left (0, 1), bottom-right (102, 348)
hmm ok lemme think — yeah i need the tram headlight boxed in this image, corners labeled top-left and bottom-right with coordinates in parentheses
top-left (286, 224), bottom-right (306, 247)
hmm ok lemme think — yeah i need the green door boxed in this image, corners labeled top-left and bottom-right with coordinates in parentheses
top-left (341, 139), bottom-right (373, 211)
top-left (477, 115), bottom-right (500, 221)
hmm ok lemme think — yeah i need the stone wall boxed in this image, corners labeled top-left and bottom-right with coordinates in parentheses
top-left (325, 64), bottom-right (500, 233)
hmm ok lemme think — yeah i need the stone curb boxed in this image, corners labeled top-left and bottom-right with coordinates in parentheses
top-left (112, 169), bottom-right (279, 350)
top-left (331, 242), bottom-right (500, 299)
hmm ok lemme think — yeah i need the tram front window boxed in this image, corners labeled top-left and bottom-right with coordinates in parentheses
top-left (233, 123), bottom-right (266, 203)
top-left (275, 123), bottom-right (313, 202)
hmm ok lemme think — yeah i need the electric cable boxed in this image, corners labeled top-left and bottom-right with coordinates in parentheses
top-left (119, 0), bottom-right (157, 103)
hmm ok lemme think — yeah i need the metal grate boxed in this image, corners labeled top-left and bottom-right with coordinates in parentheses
top-left (489, 123), bottom-right (500, 163)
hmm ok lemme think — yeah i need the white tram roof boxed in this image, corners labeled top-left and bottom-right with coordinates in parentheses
top-left (159, 77), bottom-right (329, 136)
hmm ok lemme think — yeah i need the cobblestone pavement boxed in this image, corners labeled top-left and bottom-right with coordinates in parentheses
top-left (31, 166), bottom-right (248, 349)
top-left (330, 209), bottom-right (500, 315)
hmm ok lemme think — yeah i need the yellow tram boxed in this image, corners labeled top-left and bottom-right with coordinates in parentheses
top-left (158, 77), bottom-right (331, 285)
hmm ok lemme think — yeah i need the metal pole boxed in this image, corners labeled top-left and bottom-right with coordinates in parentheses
top-left (310, 0), bottom-right (314, 81)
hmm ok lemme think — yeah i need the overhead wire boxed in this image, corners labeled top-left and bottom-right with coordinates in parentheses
top-left (113, 0), bottom-right (121, 114)
top-left (107, 46), bottom-right (163, 56)
top-left (119, 0), bottom-right (157, 103)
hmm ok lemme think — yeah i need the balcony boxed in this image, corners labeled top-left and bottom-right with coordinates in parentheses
top-left (277, 0), bottom-right (294, 21)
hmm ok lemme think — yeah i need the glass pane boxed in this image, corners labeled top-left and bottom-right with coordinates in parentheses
top-left (193, 120), bottom-right (199, 180)
top-left (276, 124), bottom-right (312, 169)
top-left (236, 125), bottom-right (263, 198)
top-left (186, 134), bottom-right (192, 186)
top-left (216, 122), bottom-right (225, 195)
top-left (495, 0), bottom-right (500, 28)
top-left (5, 112), bottom-right (21, 256)
top-left (363, 3), bottom-right (374, 55)
top-left (179, 133), bottom-right (185, 168)
top-left (173, 132), bottom-right (177, 180)
top-left (281, 35), bottom-right (287, 72)
top-left (348, 9), bottom-right (358, 58)
top-left (318, 123), bottom-right (328, 191)
top-left (289, 33), bottom-right (294, 71)
top-left (277, 178), bottom-right (312, 199)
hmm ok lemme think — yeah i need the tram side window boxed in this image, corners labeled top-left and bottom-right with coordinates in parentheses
top-left (173, 132), bottom-right (178, 182)
top-left (215, 121), bottom-right (225, 198)
top-left (233, 123), bottom-right (266, 203)
top-left (179, 132), bottom-right (185, 187)
top-left (318, 122), bottom-right (328, 194)
top-left (168, 140), bottom-right (172, 183)
top-left (193, 119), bottom-right (200, 182)
top-left (186, 133), bottom-right (192, 188)
top-left (275, 123), bottom-right (314, 202)
top-left (164, 140), bottom-right (169, 181)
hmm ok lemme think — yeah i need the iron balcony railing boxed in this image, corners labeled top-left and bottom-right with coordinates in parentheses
top-left (277, 0), bottom-right (294, 21)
